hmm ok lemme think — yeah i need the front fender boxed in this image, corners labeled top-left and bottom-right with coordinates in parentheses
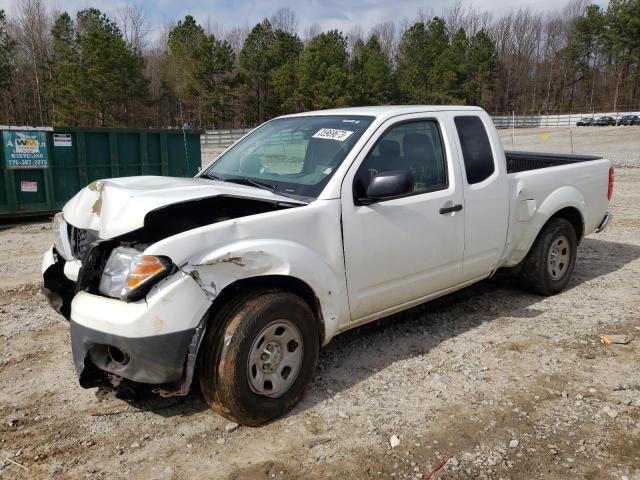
top-left (142, 199), bottom-right (347, 343)
top-left (179, 240), bottom-right (347, 344)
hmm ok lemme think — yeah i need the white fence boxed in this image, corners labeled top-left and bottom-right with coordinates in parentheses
top-left (199, 111), bottom-right (640, 149)
top-left (491, 111), bottom-right (640, 129)
top-left (201, 127), bottom-right (254, 148)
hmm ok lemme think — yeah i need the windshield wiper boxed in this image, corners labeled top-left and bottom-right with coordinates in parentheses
top-left (205, 174), bottom-right (304, 202)
top-left (216, 176), bottom-right (277, 192)
top-left (227, 177), bottom-right (277, 191)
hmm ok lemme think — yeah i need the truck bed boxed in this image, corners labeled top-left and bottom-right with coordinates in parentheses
top-left (505, 151), bottom-right (602, 174)
top-left (504, 151), bottom-right (610, 268)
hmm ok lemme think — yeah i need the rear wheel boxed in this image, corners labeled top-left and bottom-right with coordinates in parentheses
top-left (198, 290), bottom-right (319, 426)
top-left (520, 218), bottom-right (577, 296)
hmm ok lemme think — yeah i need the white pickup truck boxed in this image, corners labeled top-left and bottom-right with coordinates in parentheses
top-left (42, 106), bottom-right (613, 425)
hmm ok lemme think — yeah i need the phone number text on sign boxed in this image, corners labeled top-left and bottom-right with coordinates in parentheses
top-left (2, 131), bottom-right (49, 169)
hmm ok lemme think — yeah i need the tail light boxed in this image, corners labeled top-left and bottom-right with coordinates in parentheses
top-left (607, 166), bottom-right (614, 200)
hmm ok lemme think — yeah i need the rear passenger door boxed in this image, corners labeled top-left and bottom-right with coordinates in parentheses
top-left (341, 115), bottom-right (465, 322)
top-left (452, 113), bottom-right (509, 281)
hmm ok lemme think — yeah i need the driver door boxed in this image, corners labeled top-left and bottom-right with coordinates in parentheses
top-left (341, 116), bottom-right (465, 322)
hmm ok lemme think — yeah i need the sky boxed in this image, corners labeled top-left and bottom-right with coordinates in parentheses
top-left (0, 0), bottom-right (611, 39)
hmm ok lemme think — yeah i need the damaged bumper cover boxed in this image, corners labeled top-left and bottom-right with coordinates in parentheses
top-left (43, 246), bottom-right (211, 390)
top-left (42, 247), bottom-right (76, 319)
top-left (71, 320), bottom-right (195, 387)
top-left (70, 272), bottom-right (210, 388)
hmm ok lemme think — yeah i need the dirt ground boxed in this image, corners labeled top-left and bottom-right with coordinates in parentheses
top-left (1, 128), bottom-right (639, 480)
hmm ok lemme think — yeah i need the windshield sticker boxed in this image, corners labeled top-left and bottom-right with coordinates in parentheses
top-left (313, 128), bottom-right (354, 141)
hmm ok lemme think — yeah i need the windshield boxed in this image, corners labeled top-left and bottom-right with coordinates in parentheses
top-left (203, 115), bottom-right (374, 201)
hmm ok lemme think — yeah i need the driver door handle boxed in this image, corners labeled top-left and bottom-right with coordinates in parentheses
top-left (439, 204), bottom-right (463, 214)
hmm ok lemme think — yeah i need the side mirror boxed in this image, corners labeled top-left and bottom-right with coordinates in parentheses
top-left (363, 170), bottom-right (414, 204)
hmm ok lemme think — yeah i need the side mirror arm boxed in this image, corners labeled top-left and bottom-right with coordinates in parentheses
top-left (355, 197), bottom-right (377, 206)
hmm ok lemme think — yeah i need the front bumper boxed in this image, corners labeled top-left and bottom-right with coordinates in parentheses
top-left (71, 320), bottom-right (196, 386)
top-left (42, 247), bottom-right (76, 319)
top-left (42, 246), bottom-right (211, 388)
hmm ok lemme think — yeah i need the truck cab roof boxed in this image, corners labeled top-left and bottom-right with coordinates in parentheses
top-left (280, 105), bottom-right (485, 122)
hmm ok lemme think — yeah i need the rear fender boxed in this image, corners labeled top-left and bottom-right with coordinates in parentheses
top-left (508, 186), bottom-right (585, 266)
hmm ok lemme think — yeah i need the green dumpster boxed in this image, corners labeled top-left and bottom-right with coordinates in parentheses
top-left (1, 127), bottom-right (201, 219)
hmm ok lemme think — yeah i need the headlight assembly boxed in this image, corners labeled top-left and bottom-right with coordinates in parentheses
top-left (99, 247), bottom-right (172, 301)
top-left (52, 213), bottom-right (73, 261)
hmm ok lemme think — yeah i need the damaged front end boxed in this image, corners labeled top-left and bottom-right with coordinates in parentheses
top-left (43, 177), bottom-right (304, 397)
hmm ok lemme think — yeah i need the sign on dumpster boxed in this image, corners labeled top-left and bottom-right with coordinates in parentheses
top-left (2, 131), bottom-right (49, 169)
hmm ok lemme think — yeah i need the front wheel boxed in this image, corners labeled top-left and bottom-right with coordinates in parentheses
top-left (520, 218), bottom-right (577, 296)
top-left (198, 291), bottom-right (319, 426)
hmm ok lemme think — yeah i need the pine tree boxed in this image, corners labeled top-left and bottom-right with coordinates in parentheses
top-left (240, 20), bottom-right (303, 122)
top-left (78, 9), bottom-right (148, 125)
top-left (297, 30), bottom-right (350, 109)
top-left (563, 5), bottom-right (605, 110)
top-left (603, 0), bottom-right (640, 111)
top-left (0, 10), bottom-right (16, 104)
top-left (240, 20), bottom-right (277, 123)
top-left (270, 29), bottom-right (303, 114)
top-left (465, 29), bottom-right (496, 107)
top-left (165, 15), bottom-right (235, 127)
top-left (396, 18), bottom-right (450, 103)
top-left (48, 9), bottom-right (149, 126)
top-left (165, 15), bottom-right (207, 125)
top-left (432, 28), bottom-right (468, 104)
top-left (49, 13), bottom-right (80, 125)
top-left (350, 35), bottom-right (393, 105)
top-left (194, 34), bottom-right (235, 126)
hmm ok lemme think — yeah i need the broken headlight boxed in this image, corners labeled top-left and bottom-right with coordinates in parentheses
top-left (98, 247), bottom-right (171, 301)
top-left (52, 212), bottom-right (73, 261)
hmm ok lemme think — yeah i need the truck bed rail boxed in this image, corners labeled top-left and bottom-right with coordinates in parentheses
top-left (505, 151), bottom-right (602, 174)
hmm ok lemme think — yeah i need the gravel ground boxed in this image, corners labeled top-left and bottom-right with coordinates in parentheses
top-left (497, 125), bottom-right (640, 168)
top-left (1, 129), bottom-right (639, 480)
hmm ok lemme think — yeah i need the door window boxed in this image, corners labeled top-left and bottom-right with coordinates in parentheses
top-left (454, 116), bottom-right (495, 184)
top-left (353, 121), bottom-right (447, 200)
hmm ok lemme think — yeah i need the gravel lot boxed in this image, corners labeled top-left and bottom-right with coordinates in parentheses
top-left (498, 125), bottom-right (640, 168)
top-left (1, 128), bottom-right (639, 480)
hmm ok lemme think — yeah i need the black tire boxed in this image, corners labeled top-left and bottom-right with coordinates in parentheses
top-left (198, 290), bottom-right (319, 426)
top-left (520, 218), bottom-right (577, 296)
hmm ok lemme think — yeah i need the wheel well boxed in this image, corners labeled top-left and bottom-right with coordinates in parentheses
top-left (207, 275), bottom-right (325, 345)
top-left (550, 207), bottom-right (584, 242)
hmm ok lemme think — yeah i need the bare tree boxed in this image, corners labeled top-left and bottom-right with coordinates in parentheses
top-left (444, 0), bottom-right (493, 38)
top-left (562, 0), bottom-right (588, 20)
top-left (303, 22), bottom-right (321, 43)
top-left (270, 7), bottom-right (299, 34)
top-left (11, 0), bottom-right (51, 125)
top-left (114, 4), bottom-right (150, 51)
top-left (347, 25), bottom-right (364, 57)
top-left (444, 0), bottom-right (466, 38)
top-left (204, 15), bottom-right (222, 38)
top-left (540, 13), bottom-right (564, 112)
top-left (416, 6), bottom-right (434, 25)
top-left (145, 20), bottom-right (173, 126)
top-left (225, 24), bottom-right (250, 55)
top-left (370, 21), bottom-right (397, 60)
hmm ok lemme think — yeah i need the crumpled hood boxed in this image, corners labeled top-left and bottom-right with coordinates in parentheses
top-left (62, 176), bottom-right (304, 239)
